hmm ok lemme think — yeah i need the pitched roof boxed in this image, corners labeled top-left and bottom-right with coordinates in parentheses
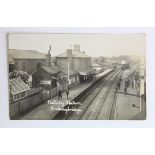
top-left (10, 78), bottom-right (30, 94)
top-left (56, 51), bottom-right (90, 58)
top-left (60, 67), bottom-right (78, 76)
top-left (8, 49), bottom-right (46, 60)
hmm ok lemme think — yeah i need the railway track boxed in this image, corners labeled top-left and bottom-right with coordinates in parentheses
top-left (94, 71), bottom-right (123, 120)
top-left (64, 69), bottom-right (123, 120)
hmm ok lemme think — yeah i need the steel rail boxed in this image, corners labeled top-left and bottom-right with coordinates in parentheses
top-left (66, 70), bottom-right (121, 120)
top-left (63, 70), bottom-right (119, 120)
top-left (81, 70), bottom-right (122, 120)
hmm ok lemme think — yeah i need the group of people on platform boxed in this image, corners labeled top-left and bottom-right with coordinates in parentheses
top-left (116, 76), bottom-right (136, 96)
top-left (57, 85), bottom-right (70, 101)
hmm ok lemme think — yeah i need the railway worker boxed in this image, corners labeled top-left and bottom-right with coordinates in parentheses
top-left (57, 89), bottom-right (60, 100)
top-left (124, 86), bottom-right (127, 96)
top-left (66, 85), bottom-right (70, 100)
top-left (124, 78), bottom-right (130, 88)
top-left (117, 80), bottom-right (121, 90)
top-left (126, 78), bottom-right (130, 88)
top-left (58, 88), bottom-right (62, 100)
top-left (131, 77), bottom-right (136, 89)
top-left (124, 78), bottom-right (129, 96)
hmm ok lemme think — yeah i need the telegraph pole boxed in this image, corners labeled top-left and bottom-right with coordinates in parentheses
top-left (67, 57), bottom-right (70, 85)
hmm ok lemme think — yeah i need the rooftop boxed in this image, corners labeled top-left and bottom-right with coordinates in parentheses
top-left (8, 49), bottom-right (47, 60)
top-left (10, 78), bottom-right (30, 94)
top-left (56, 51), bottom-right (90, 58)
top-left (40, 65), bottom-right (61, 75)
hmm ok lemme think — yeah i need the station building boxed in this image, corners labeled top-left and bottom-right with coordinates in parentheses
top-left (8, 49), bottom-right (48, 74)
top-left (55, 44), bottom-right (94, 84)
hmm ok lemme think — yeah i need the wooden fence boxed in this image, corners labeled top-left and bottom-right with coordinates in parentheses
top-left (10, 84), bottom-right (67, 119)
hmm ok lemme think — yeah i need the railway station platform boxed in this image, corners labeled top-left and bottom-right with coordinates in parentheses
top-left (114, 69), bottom-right (145, 120)
top-left (21, 69), bottom-right (112, 120)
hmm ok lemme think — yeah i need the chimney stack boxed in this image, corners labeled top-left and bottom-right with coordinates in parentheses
top-left (74, 44), bottom-right (80, 52)
top-left (46, 45), bottom-right (51, 67)
top-left (66, 49), bottom-right (73, 69)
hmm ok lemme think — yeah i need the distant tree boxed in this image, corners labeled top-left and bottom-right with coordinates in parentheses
top-left (21, 74), bottom-right (29, 83)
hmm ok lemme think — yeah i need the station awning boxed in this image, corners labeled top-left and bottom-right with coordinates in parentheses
top-left (78, 68), bottom-right (95, 75)
top-left (79, 72), bottom-right (87, 76)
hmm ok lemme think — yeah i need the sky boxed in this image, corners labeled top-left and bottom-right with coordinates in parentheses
top-left (8, 33), bottom-right (146, 57)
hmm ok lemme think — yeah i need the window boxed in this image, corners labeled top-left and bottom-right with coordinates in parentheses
top-left (21, 92), bottom-right (25, 98)
top-left (17, 94), bottom-right (20, 99)
top-left (36, 62), bottom-right (42, 69)
top-left (14, 94), bottom-right (17, 100)
top-left (22, 62), bottom-right (26, 71)
top-left (15, 62), bottom-right (19, 70)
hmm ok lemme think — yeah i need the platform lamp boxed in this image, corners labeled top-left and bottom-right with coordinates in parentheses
top-left (67, 45), bottom-right (72, 86)
top-left (67, 55), bottom-right (70, 86)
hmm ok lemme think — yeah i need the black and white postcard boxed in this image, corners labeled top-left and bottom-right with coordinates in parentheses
top-left (8, 33), bottom-right (146, 120)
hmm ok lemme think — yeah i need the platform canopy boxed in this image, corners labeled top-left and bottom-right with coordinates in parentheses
top-left (78, 68), bottom-right (95, 76)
